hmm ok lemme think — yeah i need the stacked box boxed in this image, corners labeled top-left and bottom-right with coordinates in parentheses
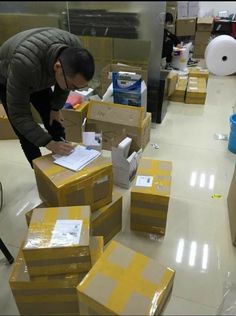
top-left (86, 100), bottom-right (151, 151)
top-left (22, 206), bottom-right (92, 276)
top-left (33, 154), bottom-right (113, 211)
top-left (9, 237), bottom-right (103, 315)
top-left (131, 158), bottom-right (172, 235)
top-left (188, 67), bottom-right (209, 81)
top-left (167, 71), bottom-right (178, 97)
top-left (91, 192), bottom-right (123, 245)
top-left (194, 17), bottom-right (213, 58)
top-left (169, 76), bottom-right (188, 102)
top-left (176, 18), bottom-right (196, 36)
top-left (185, 77), bottom-right (207, 104)
top-left (77, 241), bottom-right (175, 315)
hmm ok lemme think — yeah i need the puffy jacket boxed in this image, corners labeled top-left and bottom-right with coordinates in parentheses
top-left (0, 27), bottom-right (82, 146)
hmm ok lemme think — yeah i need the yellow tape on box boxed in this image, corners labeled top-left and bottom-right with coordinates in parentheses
top-left (131, 158), bottom-right (172, 235)
top-left (33, 154), bottom-right (113, 211)
top-left (22, 206), bottom-right (91, 277)
top-left (9, 236), bottom-right (103, 315)
top-left (77, 241), bottom-right (175, 315)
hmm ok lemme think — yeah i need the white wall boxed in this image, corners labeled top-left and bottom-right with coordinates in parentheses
top-left (198, 1), bottom-right (236, 17)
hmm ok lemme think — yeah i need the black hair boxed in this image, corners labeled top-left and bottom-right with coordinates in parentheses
top-left (59, 47), bottom-right (95, 81)
top-left (165, 12), bottom-right (174, 24)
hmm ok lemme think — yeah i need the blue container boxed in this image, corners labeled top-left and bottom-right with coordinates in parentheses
top-left (228, 114), bottom-right (236, 154)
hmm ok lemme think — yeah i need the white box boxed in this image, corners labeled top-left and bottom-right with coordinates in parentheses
top-left (111, 137), bottom-right (142, 189)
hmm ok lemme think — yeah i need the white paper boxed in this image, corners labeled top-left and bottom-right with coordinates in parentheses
top-left (54, 145), bottom-right (101, 172)
top-left (136, 175), bottom-right (153, 187)
top-left (49, 220), bottom-right (83, 247)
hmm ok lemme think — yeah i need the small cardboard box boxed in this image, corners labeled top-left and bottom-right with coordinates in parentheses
top-left (169, 77), bottom-right (188, 103)
top-left (167, 72), bottom-right (178, 97)
top-left (86, 100), bottom-right (151, 151)
top-left (22, 206), bottom-right (92, 276)
top-left (92, 192), bottom-right (123, 245)
top-left (33, 154), bottom-right (113, 211)
top-left (188, 67), bottom-right (209, 81)
top-left (185, 77), bottom-right (207, 105)
top-left (227, 165), bottom-right (236, 246)
top-left (112, 137), bottom-right (142, 189)
top-left (77, 241), bottom-right (175, 315)
top-left (131, 158), bottom-right (172, 235)
top-left (9, 236), bottom-right (103, 315)
top-left (101, 64), bottom-right (147, 96)
top-left (176, 18), bottom-right (196, 36)
top-left (197, 17), bottom-right (214, 32)
top-left (0, 104), bottom-right (17, 140)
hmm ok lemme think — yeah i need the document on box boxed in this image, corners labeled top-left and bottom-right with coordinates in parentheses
top-left (49, 220), bottom-right (83, 247)
top-left (54, 145), bottom-right (101, 172)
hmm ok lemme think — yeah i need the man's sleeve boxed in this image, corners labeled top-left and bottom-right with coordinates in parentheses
top-left (7, 62), bottom-right (52, 147)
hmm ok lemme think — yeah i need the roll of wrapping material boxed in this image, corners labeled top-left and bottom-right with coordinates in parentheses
top-left (205, 35), bottom-right (236, 76)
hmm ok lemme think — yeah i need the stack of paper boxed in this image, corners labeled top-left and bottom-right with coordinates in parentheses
top-left (53, 145), bottom-right (101, 172)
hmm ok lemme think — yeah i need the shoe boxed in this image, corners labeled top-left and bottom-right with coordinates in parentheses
top-left (187, 59), bottom-right (199, 65)
top-left (165, 63), bottom-right (173, 70)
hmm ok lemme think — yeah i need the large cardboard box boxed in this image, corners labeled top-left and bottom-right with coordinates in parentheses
top-left (86, 100), bottom-right (151, 151)
top-left (197, 17), bottom-right (214, 32)
top-left (92, 192), bottom-right (123, 245)
top-left (185, 77), bottom-right (207, 104)
top-left (227, 165), bottom-right (236, 246)
top-left (169, 77), bottom-right (188, 102)
top-left (9, 236), bottom-right (103, 315)
top-left (22, 206), bottom-right (92, 277)
top-left (176, 18), bottom-right (196, 36)
top-left (33, 154), bottom-right (113, 211)
top-left (0, 105), bottom-right (17, 140)
top-left (77, 241), bottom-right (175, 315)
top-left (193, 43), bottom-right (207, 58)
top-left (101, 64), bottom-right (147, 96)
top-left (131, 158), bottom-right (172, 235)
top-left (195, 31), bottom-right (211, 45)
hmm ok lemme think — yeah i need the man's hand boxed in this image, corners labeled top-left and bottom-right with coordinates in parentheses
top-left (176, 44), bottom-right (183, 48)
top-left (46, 140), bottom-right (75, 155)
top-left (50, 110), bottom-right (64, 126)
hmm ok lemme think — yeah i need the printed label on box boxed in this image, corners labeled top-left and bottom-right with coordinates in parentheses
top-left (49, 220), bottom-right (83, 247)
top-left (136, 175), bottom-right (153, 187)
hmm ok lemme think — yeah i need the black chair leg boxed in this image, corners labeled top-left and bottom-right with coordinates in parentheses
top-left (0, 238), bottom-right (14, 264)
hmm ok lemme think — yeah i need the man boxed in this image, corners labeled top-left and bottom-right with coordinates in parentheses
top-left (162, 12), bottom-right (182, 70)
top-left (0, 27), bottom-right (95, 167)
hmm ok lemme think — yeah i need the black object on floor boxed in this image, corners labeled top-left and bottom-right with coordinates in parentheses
top-left (0, 238), bottom-right (14, 264)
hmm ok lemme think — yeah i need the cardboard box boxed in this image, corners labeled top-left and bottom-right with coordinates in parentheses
top-left (33, 154), bottom-right (113, 211)
top-left (92, 192), bottom-right (122, 245)
top-left (188, 68), bottom-right (209, 81)
top-left (77, 240), bottom-right (175, 315)
top-left (86, 100), bottom-right (151, 151)
top-left (131, 158), bottom-right (172, 235)
top-left (176, 18), bottom-right (196, 36)
top-left (166, 6), bottom-right (177, 22)
top-left (169, 77), bottom-right (188, 102)
top-left (112, 137), bottom-right (142, 189)
top-left (25, 202), bottom-right (47, 227)
top-left (177, 2), bottom-right (188, 18)
top-left (227, 165), bottom-right (236, 246)
top-left (22, 206), bottom-right (92, 276)
top-left (101, 64), bottom-right (147, 96)
top-left (193, 43), bottom-right (207, 58)
top-left (197, 17), bottom-right (214, 32)
top-left (167, 72), bottom-right (178, 97)
top-left (0, 104), bottom-right (17, 140)
top-left (195, 31), bottom-right (211, 45)
top-left (9, 236), bottom-right (103, 315)
top-left (185, 77), bottom-right (207, 104)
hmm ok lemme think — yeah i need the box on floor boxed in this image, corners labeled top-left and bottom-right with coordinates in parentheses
top-left (77, 240), bottom-right (175, 315)
top-left (0, 104), bottom-right (17, 140)
top-left (227, 165), bottom-right (236, 246)
top-left (169, 76), bottom-right (188, 102)
top-left (33, 153), bottom-right (112, 210)
top-left (176, 18), bottom-right (196, 36)
top-left (185, 77), bottom-right (207, 104)
top-left (167, 72), bottom-right (178, 97)
top-left (86, 100), bottom-right (151, 151)
top-left (9, 236), bottom-right (103, 316)
top-left (188, 67), bottom-right (209, 81)
top-left (22, 206), bottom-right (92, 277)
top-left (130, 158), bottom-right (172, 235)
top-left (92, 192), bottom-right (123, 245)
top-left (197, 17), bottom-right (214, 32)
top-left (193, 43), bottom-right (208, 58)
top-left (195, 31), bottom-right (211, 45)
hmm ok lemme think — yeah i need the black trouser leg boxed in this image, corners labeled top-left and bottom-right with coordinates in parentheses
top-left (0, 84), bottom-right (41, 168)
top-left (0, 238), bottom-right (14, 264)
top-left (163, 39), bottom-right (174, 63)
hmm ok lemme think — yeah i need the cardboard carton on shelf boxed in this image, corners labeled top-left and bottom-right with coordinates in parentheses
top-left (33, 153), bottom-right (113, 211)
top-left (77, 241), bottom-right (175, 315)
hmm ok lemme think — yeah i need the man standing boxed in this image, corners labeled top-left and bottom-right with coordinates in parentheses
top-left (0, 27), bottom-right (95, 167)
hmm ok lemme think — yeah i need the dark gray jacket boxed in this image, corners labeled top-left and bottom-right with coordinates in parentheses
top-left (0, 27), bottom-right (81, 146)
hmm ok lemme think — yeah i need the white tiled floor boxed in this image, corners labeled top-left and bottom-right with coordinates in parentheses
top-left (1, 72), bottom-right (236, 315)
